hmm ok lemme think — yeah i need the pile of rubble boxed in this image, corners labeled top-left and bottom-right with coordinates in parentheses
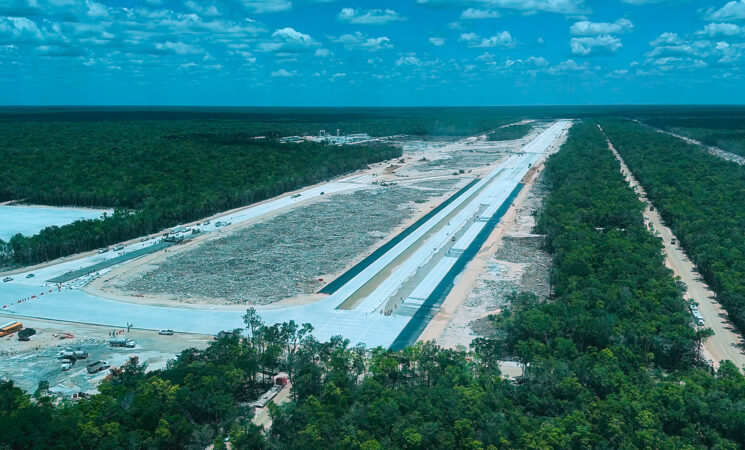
top-left (123, 184), bottom-right (458, 305)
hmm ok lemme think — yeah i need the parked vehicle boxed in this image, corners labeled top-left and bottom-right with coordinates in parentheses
top-left (671, 238), bottom-right (677, 245)
top-left (112, 244), bottom-right (124, 251)
top-left (159, 329), bottom-right (174, 336)
top-left (17, 328), bottom-right (35, 341)
top-left (25, 273), bottom-right (35, 278)
top-left (693, 311), bottom-right (705, 326)
top-left (61, 361), bottom-right (74, 371)
top-left (2, 277), bottom-right (12, 282)
top-left (0, 321), bottom-right (22, 337)
top-left (214, 330), bottom-right (232, 340)
top-left (87, 360), bottom-right (110, 374)
top-left (109, 337), bottom-right (136, 348)
top-left (98, 248), bottom-right (108, 254)
top-left (291, 193), bottom-right (301, 198)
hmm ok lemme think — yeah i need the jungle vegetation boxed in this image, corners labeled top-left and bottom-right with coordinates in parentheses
top-left (3, 121), bottom-right (744, 449)
top-left (642, 115), bottom-right (745, 157)
top-left (486, 123), bottom-right (533, 141)
top-left (601, 119), bottom-right (745, 339)
top-left (0, 119), bottom-right (400, 265)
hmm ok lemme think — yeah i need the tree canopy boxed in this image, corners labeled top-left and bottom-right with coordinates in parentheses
top-left (3, 121), bottom-right (745, 449)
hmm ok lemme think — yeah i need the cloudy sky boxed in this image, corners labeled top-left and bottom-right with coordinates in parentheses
top-left (0, 0), bottom-right (743, 105)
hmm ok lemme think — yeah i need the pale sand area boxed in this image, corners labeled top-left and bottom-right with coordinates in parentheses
top-left (417, 125), bottom-right (567, 347)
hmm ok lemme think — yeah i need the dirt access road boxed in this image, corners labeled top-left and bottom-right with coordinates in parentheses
top-left (601, 125), bottom-right (745, 370)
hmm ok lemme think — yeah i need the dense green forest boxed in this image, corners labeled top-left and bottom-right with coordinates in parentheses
top-left (601, 119), bottom-right (745, 338)
top-left (0, 108), bottom-right (526, 138)
top-left (487, 123), bottom-right (533, 141)
top-left (642, 116), bottom-right (745, 157)
top-left (0, 120), bottom-right (400, 265)
top-left (3, 121), bottom-right (745, 449)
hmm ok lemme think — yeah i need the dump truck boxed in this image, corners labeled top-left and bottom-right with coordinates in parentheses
top-left (109, 337), bottom-right (136, 348)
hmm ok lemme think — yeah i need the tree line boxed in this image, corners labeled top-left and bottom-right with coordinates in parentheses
top-left (601, 119), bottom-right (745, 339)
top-left (0, 120), bottom-right (401, 265)
top-left (2, 121), bottom-right (745, 449)
top-left (486, 123), bottom-right (533, 141)
top-left (642, 115), bottom-right (745, 157)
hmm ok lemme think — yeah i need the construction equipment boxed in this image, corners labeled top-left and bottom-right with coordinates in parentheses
top-left (109, 337), bottom-right (135, 348)
top-left (0, 321), bottom-right (22, 337)
top-left (87, 360), bottom-right (110, 374)
top-left (17, 328), bottom-right (35, 341)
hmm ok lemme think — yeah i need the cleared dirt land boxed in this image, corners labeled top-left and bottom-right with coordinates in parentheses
top-left (0, 314), bottom-right (211, 395)
top-left (112, 182), bottom-right (463, 305)
top-left (432, 173), bottom-right (553, 348)
top-left (91, 126), bottom-right (550, 307)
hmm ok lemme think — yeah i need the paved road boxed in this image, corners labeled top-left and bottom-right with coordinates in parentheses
top-left (603, 126), bottom-right (745, 370)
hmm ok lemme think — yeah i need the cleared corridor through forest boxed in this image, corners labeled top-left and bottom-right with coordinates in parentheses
top-left (600, 124), bottom-right (745, 370)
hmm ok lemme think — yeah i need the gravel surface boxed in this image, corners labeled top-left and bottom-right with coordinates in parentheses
top-left (121, 184), bottom-right (458, 305)
top-left (435, 173), bottom-right (553, 346)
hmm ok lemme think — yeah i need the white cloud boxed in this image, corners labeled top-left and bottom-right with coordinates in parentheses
top-left (620, 0), bottom-right (687, 3)
top-left (396, 55), bottom-right (422, 66)
top-left (650, 32), bottom-right (682, 46)
top-left (706, 1), bottom-right (745, 22)
top-left (459, 31), bottom-right (515, 48)
top-left (155, 41), bottom-right (201, 55)
top-left (570, 18), bottom-right (633, 36)
top-left (331, 32), bottom-right (393, 51)
top-left (0, 16), bottom-right (43, 42)
top-left (644, 34), bottom-right (742, 67)
top-left (257, 27), bottom-right (316, 52)
top-left (242, 0), bottom-right (292, 14)
top-left (416, 0), bottom-right (587, 15)
top-left (270, 68), bottom-right (294, 77)
top-left (651, 56), bottom-right (707, 71)
top-left (337, 8), bottom-right (405, 25)
top-left (460, 8), bottom-right (500, 19)
top-left (606, 69), bottom-right (628, 78)
top-left (429, 37), bottom-right (446, 46)
top-left (314, 48), bottom-right (331, 57)
top-left (697, 22), bottom-right (743, 37)
top-left (546, 58), bottom-right (588, 74)
top-left (570, 35), bottom-right (622, 55)
top-left (86, 1), bottom-right (110, 19)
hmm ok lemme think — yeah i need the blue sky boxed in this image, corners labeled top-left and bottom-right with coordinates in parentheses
top-left (0, 0), bottom-right (743, 105)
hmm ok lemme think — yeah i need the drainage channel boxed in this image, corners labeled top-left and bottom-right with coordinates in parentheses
top-left (389, 183), bottom-right (524, 350)
top-left (318, 178), bottom-right (480, 295)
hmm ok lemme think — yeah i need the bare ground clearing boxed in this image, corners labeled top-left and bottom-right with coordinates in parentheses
top-left (0, 314), bottom-right (211, 394)
top-left (112, 182), bottom-right (463, 305)
top-left (428, 173), bottom-right (553, 348)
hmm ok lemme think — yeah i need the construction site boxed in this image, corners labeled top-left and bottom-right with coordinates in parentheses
top-left (0, 120), bottom-right (573, 394)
